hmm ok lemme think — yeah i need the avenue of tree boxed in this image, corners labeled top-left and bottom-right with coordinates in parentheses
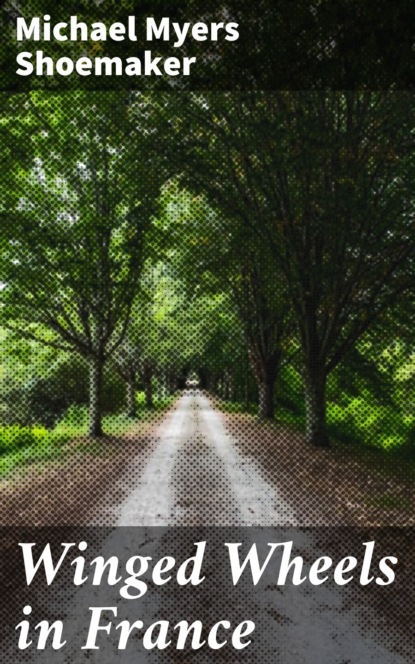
top-left (1, 90), bottom-right (415, 451)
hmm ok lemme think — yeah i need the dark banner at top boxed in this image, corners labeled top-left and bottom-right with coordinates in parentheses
top-left (0, 0), bottom-right (414, 91)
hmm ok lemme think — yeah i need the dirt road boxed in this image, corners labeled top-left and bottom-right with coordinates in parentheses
top-left (84, 391), bottom-right (410, 663)
top-left (115, 391), bottom-right (296, 527)
top-left (2, 391), bottom-right (414, 662)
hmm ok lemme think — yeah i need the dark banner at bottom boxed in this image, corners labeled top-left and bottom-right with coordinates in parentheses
top-left (1, 527), bottom-right (414, 663)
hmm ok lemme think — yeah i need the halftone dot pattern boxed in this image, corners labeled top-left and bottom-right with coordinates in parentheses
top-left (1, 90), bottom-right (415, 661)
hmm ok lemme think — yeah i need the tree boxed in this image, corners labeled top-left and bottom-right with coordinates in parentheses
top-left (158, 91), bottom-right (415, 445)
top-left (0, 91), bottom-right (166, 436)
top-left (223, 239), bottom-right (293, 419)
top-left (159, 184), bottom-right (293, 418)
top-left (110, 334), bottom-right (142, 418)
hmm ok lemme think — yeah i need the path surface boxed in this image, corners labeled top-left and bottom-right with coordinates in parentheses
top-left (117, 391), bottom-right (296, 526)
top-left (2, 392), bottom-right (411, 663)
top-left (102, 391), bottom-right (407, 663)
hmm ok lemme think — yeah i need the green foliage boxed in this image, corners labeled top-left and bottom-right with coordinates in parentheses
top-left (276, 364), bottom-right (305, 417)
top-left (1, 89), bottom-right (415, 457)
top-left (0, 91), bottom-right (170, 436)
top-left (0, 391), bottom-right (176, 478)
top-left (366, 495), bottom-right (412, 510)
top-left (0, 423), bottom-right (70, 478)
top-left (154, 91), bottom-right (415, 444)
top-left (327, 399), bottom-right (409, 451)
top-left (0, 425), bottom-right (47, 455)
top-left (0, 332), bottom-right (126, 427)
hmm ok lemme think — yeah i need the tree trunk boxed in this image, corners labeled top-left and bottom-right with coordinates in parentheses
top-left (218, 371), bottom-right (224, 399)
top-left (126, 372), bottom-right (137, 418)
top-left (304, 367), bottom-right (329, 447)
top-left (249, 350), bottom-right (279, 420)
top-left (89, 354), bottom-right (104, 437)
top-left (224, 371), bottom-right (230, 401)
top-left (208, 372), bottom-right (217, 394)
top-left (167, 371), bottom-right (176, 395)
top-left (229, 375), bottom-right (236, 402)
top-left (244, 364), bottom-right (250, 410)
top-left (258, 374), bottom-right (276, 419)
top-left (143, 366), bottom-right (154, 409)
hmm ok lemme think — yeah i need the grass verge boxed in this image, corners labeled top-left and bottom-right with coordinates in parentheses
top-left (0, 393), bottom-right (177, 480)
top-left (216, 397), bottom-right (415, 486)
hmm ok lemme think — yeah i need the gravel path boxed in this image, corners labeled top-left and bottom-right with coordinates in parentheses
top-left (108, 391), bottom-right (408, 663)
top-left (2, 392), bottom-right (411, 662)
top-left (117, 391), bottom-right (296, 527)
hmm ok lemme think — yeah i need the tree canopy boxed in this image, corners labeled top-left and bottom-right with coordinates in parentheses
top-left (1, 89), bottom-right (415, 455)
